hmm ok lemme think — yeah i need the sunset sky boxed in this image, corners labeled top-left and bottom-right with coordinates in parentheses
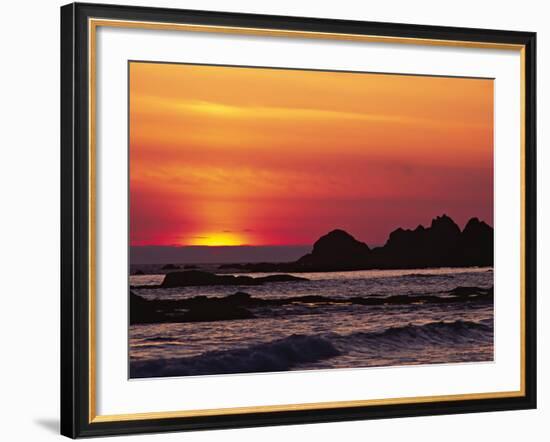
top-left (129, 62), bottom-right (493, 249)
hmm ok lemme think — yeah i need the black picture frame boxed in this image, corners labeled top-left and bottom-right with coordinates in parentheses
top-left (61, 2), bottom-right (537, 438)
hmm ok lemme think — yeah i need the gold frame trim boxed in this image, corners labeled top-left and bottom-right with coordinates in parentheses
top-left (88, 18), bottom-right (527, 424)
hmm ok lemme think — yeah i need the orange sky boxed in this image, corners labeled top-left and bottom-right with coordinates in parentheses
top-left (129, 62), bottom-right (493, 247)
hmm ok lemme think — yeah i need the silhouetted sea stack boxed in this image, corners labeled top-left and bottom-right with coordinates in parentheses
top-left (221, 215), bottom-right (493, 272)
top-left (456, 217), bottom-right (494, 266)
top-left (296, 229), bottom-right (370, 270)
top-left (295, 214), bottom-right (493, 270)
top-left (370, 214), bottom-right (463, 268)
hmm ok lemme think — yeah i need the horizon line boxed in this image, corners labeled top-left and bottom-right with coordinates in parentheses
top-left (131, 215), bottom-right (493, 249)
top-left (130, 244), bottom-right (314, 248)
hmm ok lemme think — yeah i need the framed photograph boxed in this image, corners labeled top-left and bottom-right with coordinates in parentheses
top-left (60, 2), bottom-right (537, 438)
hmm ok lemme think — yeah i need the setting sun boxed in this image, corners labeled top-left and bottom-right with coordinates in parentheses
top-left (184, 232), bottom-right (250, 246)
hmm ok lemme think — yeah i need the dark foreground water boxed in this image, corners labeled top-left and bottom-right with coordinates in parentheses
top-left (129, 267), bottom-right (493, 378)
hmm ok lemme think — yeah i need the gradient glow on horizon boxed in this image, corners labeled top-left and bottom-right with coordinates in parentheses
top-left (130, 62), bottom-right (493, 247)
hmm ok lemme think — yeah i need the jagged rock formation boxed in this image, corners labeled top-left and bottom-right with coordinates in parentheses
top-left (221, 215), bottom-right (493, 272)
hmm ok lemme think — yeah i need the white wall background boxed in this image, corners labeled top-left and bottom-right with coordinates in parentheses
top-left (0, 0), bottom-right (546, 440)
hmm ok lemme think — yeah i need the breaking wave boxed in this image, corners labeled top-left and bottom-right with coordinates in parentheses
top-left (337, 320), bottom-right (493, 351)
top-left (130, 320), bottom-right (492, 378)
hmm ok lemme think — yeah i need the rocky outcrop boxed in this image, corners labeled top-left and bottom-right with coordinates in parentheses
top-left (455, 217), bottom-right (493, 266)
top-left (161, 270), bottom-right (308, 288)
top-left (130, 291), bottom-right (254, 325)
top-left (293, 214), bottom-right (492, 270)
top-left (370, 214), bottom-right (464, 268)
top-left (296, 229), bottom-right (371, 270)
top-left (219, 214), bottom-right (493, 272)
top-left (130, 286), bottom-right (493, 325)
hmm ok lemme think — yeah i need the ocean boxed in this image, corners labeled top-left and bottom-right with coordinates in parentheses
top-left (129, 266), bottom-right (493, 378)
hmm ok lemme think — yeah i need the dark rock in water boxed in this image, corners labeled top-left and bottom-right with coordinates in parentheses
top-left (296, 229), bottom-right (371, 270)
top-left (183, 304), bottom-right (253, 322)
top-left (183, 264), bottom-right (199, 269)
top-left (133, 269), bottom-right (145, 275)
top-left (161, 270), bottom-right (239, 287)
top-left (295, 214), bottom-right (492, 271)
top-left (130, 285), bottom-right (494, 325)
top-left (129, 291), bottom-right (254, 324)
top-left (371, 214), bottom-right (462, 268)
top-left (224, 292), bottom-right (253, 303)
top-left (161, 270), bottom-right (308, 288)
top-left (161, 263), bottom-right (180, 270)
top-left (455, 218), bottom-right (493, 266)
top-left (130, 291), bottom-right (163, 324)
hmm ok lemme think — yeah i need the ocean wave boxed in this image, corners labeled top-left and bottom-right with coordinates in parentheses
top-left (130, 320), bottom-right (492, 378)
top-left (130, 334), bottom-right (340, 378)
top-left (340, 320), bottom-right (493, 350)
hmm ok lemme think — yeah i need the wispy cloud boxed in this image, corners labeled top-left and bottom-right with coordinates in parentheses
top-left (133, 96), bottom-right (482, 129)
